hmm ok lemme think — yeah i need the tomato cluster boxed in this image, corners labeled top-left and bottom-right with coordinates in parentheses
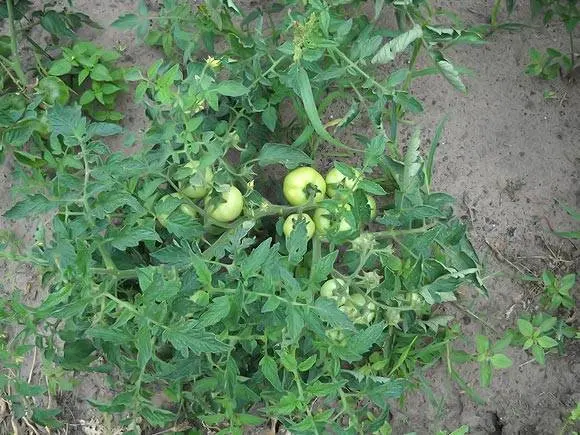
top-left (320, 278), bottom-right (377, 328)
top-left (282, 165), bottom-right (377, 240)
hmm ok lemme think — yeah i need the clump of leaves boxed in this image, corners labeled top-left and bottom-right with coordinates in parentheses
top-left (513, 313), bottom-right (576, 365)
top-left (525, 47), bottom-right (573, 80)
top-left (474, 334), bottom-right (513, 387)
top-left (540, 270), bottom-right (576, 311)
top-left (47, 41), bottom-right (130, 121)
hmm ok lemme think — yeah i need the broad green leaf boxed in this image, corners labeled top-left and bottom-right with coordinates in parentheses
top-left (48, 58), bottom-right (73, 76)
top-left (199, 296), bottom-right (231, 327)
top-left (136, 325), bottom-right (152, 369)
top-left (259, 355), bottom-right (283, 391)
top-left (517, 318), bottom-right (534, 337)
top-left (490, 353), bottom-right (513, 369)
top-left (286, 305), bottom-right (304, 342)
top-left (215, 80), bottom-right (249, 97)
top-left (337, 322), bottom-right (386, 362)
top-left (13, 150), bottom-right (47, 168)
top-left (293, 65), bottom-right (342, 148)
top-left (257, 143), bottom-right (313, 169)
top-left (536, 335), bottom-right (558, 349)
top-left (475, 335), bottom-right (489, 354)
top-left (90, 64), bottom-right (113, 81)
top-left (241, 238), bottom-right (272, 279)
top-left (141, 404), bottom-right (176, 427)
top-left (40, 11), bottom-right (76, 38)
top-left (4, 194), bottom-right (58, 219)
top-left (87, 122), bottom-right (122, 137)
top-left (262, 106), bottom-right (277, 132)
top-left (479, 361), bottom-right (492, 387)
top-left (298, 355), bottom-right (317, 372)
top-left (286, 219), bottom-right (309, 265)
top-left (79, 89), bottom-right (95, 105)
top-left (112, 13), bottom-right (142, 29)
top-left (531, 344), bottom-right (545, 365)
top-left (372, 25), bottom-right (422, 64)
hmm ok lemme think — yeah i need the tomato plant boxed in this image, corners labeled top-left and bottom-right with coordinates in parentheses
top-left (0, 0), bottom-right (537, 433)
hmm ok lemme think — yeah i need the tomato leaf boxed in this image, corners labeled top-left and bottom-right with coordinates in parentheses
top-left (257, 143), bottom-right (313, 169)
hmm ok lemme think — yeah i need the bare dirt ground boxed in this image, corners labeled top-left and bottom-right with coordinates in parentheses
top-left (1, 0), bottom-right (578, 434)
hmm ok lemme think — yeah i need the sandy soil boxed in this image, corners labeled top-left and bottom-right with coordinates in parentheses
top-left (1, 0), bottom-right (578, 434)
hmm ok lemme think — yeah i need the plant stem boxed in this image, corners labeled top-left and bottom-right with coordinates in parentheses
top-left (6, 0), bottom-right (27, 87)
top-left (373, 222), bottom-right (437, 239)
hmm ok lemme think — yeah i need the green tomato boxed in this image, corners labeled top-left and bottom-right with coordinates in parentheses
top-left (180, 160), bottom-right (214, 199)
top-left (339, 302), bottom-right (359, 320)
top-left (205, 185), bottom-right (244, 222)
top-left (350, 293), bottom-right (366, 307)
top-left (325, 166), bottom-right (360, 198)
top-left (312, 206), bottom-right (351, 236)
top-left (283, 167), bottom-right (326, 206)
top-left (366, 194), bottom-right (377, 219)
top-left (283, 213), bottom-right (315, 240)
top-left (320, 278), bottom-right (347, 298)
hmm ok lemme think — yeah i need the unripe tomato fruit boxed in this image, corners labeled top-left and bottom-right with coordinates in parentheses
top-left (325, 167), bottom-right (360, 198)
top-left (283, 167), bottom-right (326, 206)
top-left (350, 293), bottom-right (366, 307)
top-left (181, 160), bottom-right (214, 199)
top-left (320, 278), bottom-right (347, 298)
top-left (312, 206), bottom-right (351, 236)
top-left (205, 185), bottom-right (244, 222)
top-left (283, 213), bottom-right (315, 240)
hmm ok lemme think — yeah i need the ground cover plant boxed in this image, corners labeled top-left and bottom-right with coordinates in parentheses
top-left (0, 0), bottom-right (576, 433)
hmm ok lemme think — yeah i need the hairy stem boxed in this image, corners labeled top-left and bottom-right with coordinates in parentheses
top-left (6, 0), bottom-right (27, 87)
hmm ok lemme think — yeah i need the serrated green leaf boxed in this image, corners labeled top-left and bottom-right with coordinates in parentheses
top-left (215, 80), bottom-right (249, 97)
top-left (199, 296), bottom-right (231, 327)
top-left (4, 194), bottom-right (58, 219)
top-left (111, 227), bottom-right (161, 251)
top-left (162, 321), bottom-right (230, 356)
top-left (49, 58), bottom-right (73, 76)
top-left (259, 355), bottom-right (283, 391)
top-left (490, 353), bottom-right (512, 369)
top-left (90, 64), bottom-right (113, 81)
top-left (372, 25), bottom-right (422, 64)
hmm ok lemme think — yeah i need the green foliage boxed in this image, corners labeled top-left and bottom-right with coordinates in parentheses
top-left (525, 47), bottom-right (573, 80)
top-left (513, 313), bottom-right (576, 365)
top-left (47, 41), bottom-right (130, 121)
top-left (526, 0), bottom-right (578, 79)
top-left (540, 270), bottom-right (576, 311)
top-left (474, 334), bottom-right (513, 387)
top-left (0, 0), bottom-right (513, 432)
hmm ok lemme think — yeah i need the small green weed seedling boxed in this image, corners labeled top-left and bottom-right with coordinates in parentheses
top-left (475, 334), bottom-right (513, 387)
top-left (514, 313), bottom-right (576, 364)
top-left (540, 270), bottom-right (576, 311)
